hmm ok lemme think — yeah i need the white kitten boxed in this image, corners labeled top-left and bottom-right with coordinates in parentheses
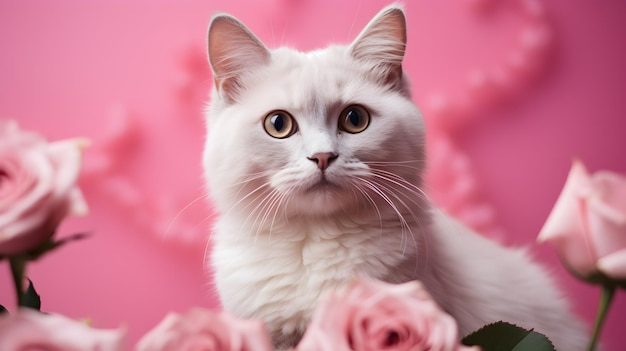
top-left (203, 5), bottom-right (587, 350)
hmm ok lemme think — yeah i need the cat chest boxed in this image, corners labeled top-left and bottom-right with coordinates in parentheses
top-left (212, 219), bottom-right (412, 328)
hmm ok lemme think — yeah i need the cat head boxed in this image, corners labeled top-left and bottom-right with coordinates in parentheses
top-left (203, 5), bottom-right (426, 221)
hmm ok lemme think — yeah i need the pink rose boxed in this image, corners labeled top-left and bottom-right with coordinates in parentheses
top-left (538, 160), bottom-right (626, 280)
top-left (296, 278), bottom-right (479, 351)
top-left (0, 120), bottom-right (88, 255)
top-left (0, 308), bottom-right (126, 351)
top-left (136, 308), bottom-right (273, 351)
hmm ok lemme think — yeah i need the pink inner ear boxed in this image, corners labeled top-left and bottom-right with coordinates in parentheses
top-left (349, 6), bottom-right (407, 87)
top-left (208, 15), bottom-right (270, 103)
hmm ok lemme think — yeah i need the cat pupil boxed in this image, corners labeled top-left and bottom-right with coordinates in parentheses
top-left (271, 114), bottom-right (284, 131)
top-left (348, 109), bottom-right (360, 126)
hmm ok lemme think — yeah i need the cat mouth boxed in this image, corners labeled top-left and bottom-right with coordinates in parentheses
top-left (306, 176), bottom-right (338, 192)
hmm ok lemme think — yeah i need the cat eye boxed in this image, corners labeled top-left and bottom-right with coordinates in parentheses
top-left (263, 110), bottom-right (297, 139)
top-left (339, 105), bottom-right (370, 134)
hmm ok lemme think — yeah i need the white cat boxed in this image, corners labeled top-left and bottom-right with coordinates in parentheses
top-left (203, 4), bottom-right (587, 350)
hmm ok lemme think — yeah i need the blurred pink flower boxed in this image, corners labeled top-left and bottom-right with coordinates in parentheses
top-left (136, 308), bottom-right (273, 351)
top-left (296, 278), bottom-right (479, 351)
top-left (0, 120), bottom-right (88, 255)
top-left (538, 160), bottom-right (626, 280)
top-left (0, 308), bottom-right (125, 351)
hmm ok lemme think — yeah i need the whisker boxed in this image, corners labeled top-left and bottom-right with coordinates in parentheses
top-left (256, 188), bottom-right (286, 245)
top-left (371, 168), bottom-right (431, 202)
top-left (269, 186), bottom-right (295, 244)
top-left (368, 169), bottom-right (432, 274)
top-left (364, 160), bottom-right (425, 172)
top-left (366, 178), bottom-right (420, 256)
top-left (224, 181), bottom-right (272, 217)
top-left (349, 179), bottom-right (384, 234)
top-left (228, 171), bottom-right (270, 188)
top-left (162, 192), bottom-right (211, 240)
top-left (364, 159), bottom-right (425, 165)
top-left (346, 4), bottom-right (361, 41)
top-left (370, 171), bottom-right (429, 210)
top-left (357, 177), bottom-right (412, 250)
top-left (242, 187), bottom-right (277, 242)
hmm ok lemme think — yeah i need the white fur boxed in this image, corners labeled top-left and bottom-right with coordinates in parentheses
top-left (203, 5), bottom-right (587, 349)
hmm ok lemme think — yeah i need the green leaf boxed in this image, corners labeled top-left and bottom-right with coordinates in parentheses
top-left (20, 278), bottom-right (41, 311)
top-left (462, 321), bottom-right (555, 351)
top-left (23, 232), bottom-right (90, 261)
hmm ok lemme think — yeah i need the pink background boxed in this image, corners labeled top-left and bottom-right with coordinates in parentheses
top-left (1, 0), bottom-right (625, 349)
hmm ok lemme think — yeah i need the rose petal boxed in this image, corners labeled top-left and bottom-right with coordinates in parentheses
top-left (47, 139), bottom-right (86, 202)
top-left (66, 188), bottom-right (89, 217)
top-left (537, 160), bottom-right (598, 276)
top-left (597, 249), bottom-right (626, 280)
top-left (592, 171), bottom-right (626, 214)
top-left (0, 150), bottom-right (55, 228)
top-left (298, 278), bottom-right (467, 351)
top-left (0, 123), bottom-right (88, 255)
top-left (0, 309), bottom-right (125, 351)
top-left (586, 197), bottom-right (626, 259)
top-left (584, 171), bottom-right (626, 260)
top-left (137, 309), bottom-right (272, 351)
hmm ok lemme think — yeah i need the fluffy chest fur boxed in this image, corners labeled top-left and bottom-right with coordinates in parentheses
top-left (211, 211), bottom-right (423, 340)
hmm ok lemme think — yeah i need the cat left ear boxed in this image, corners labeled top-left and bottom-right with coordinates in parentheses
top-left (349, 5), bottom-right (407, 88)
top-left (208, 14), bottom-right (271, 103)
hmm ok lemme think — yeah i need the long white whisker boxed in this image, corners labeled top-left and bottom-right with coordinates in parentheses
top-left (371, 168), bottom-right (431, 203)
top-left (349, 179), bottom-right (383, 234)
top-left (370, 178), bottom-right (423, 254)
top-left (228, 171), bottom-right (270, 188)
top-left (224, 181), bottom-right (272, 217)
top-left (243, 188), bottom-right (278, 243)
top-left (256, 188), bottom-right (286, 246)
top-left (270, 186), bottom-right (295, 244)
top-left (364, 160), bottom-right (425, 172)
top-left (370, 171), bottom-right (429, 210)
top-left (162, 193), bottom-right (211, 240)
top-left (357, 177), bottom-right (411, 254)
top-left (366, 177), bottom-right (421, 256)
top-left (368, 169), bottom-right (431, 274)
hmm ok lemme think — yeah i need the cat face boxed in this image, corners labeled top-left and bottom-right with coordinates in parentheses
top-left (204, 6), bottom-right (426, 221)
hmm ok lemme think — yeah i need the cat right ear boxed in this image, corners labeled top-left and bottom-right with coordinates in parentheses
top-left (349, 5), bottom-right (407, 88)
top-left (207, 14), bottom-right (270, 103)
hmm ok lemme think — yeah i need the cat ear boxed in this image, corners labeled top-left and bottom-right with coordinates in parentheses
top-left (349, 5), bottom-right (407, 87)
top-left (208, 14), bottom-right (270, 103)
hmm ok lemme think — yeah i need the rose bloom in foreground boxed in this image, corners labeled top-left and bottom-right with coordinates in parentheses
top-left (0, 308), bottom-right (125, 351)
top-left (0, 120), bottom-right (88, 255)
top-left (539, 160), bottom-right (626, 281)
top-left (296, 277), bottom-right (479, 351)
top-left (136, 308), bottom-right (273, 351)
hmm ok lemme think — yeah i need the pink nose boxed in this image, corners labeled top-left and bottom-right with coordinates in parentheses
top-left (308, 152), bottom-right (338, 171)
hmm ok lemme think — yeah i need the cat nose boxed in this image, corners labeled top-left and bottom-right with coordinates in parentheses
top-left (308, 152), bottom-right (338, 171)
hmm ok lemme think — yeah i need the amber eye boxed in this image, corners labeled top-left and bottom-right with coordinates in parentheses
top-left (339, 105), bottom-right (370, 134)
top-left (263, 110), bottom-right (297, 139)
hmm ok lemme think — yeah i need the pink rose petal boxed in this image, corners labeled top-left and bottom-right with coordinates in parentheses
top-left (597, 249), bottom-right (626, 280)
top-left (586, 197), bottom-right (626, 260)
top-left (0, 121), bottom-right (87, 255)
top-left (538, 160), bottom-right (598, 276)
top-left (585, 171), bottom-right (626, 260)
top-left (539, 160), bottom-right (626, 282)
top-left (297, 278), bottom-right (473, 351)
top-left (137, 308), bottom-right (273, 351)
top-left (0, 308), bottom-right (125, 351)
top-left (47, 139), bottom-right (87, 201)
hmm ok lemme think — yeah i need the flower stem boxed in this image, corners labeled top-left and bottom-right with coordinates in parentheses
top-left (586, 284), bottom-right (616, 351)
top-left (9, 257), bottom-right (26, 307)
